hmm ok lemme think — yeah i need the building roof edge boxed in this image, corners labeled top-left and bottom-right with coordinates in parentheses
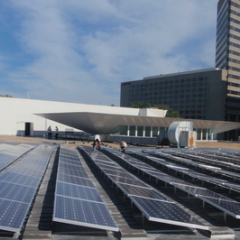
top-left (143, 68), bottom-right (222, 80)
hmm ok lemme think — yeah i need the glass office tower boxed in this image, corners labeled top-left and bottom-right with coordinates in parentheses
top-left (216, 0), bottom-right (240, 139)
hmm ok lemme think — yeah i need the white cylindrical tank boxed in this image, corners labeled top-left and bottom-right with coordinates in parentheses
top-left (168, 121), bottom-right (194, 145)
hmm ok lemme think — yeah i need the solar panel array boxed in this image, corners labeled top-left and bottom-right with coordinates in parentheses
top-left (186, 149), bottom-right (240, 164)
top-left (176, 151), bottom-right (240, 172)
top-left (53, 145), bottom-right (119, 232)
top-left (132, 152), bottom-right (240, 195)
top-left (170, 151), bottom-right (240, 180)
top-left (156, 150), bottom-right (240, 185)
top-left (80, 146), bottom-right (209, 230)
top-left (0, 143), bottom-right (34, 172)
top-left (103, 148), bottom-right (240, 220)
top-left (0, 144), bottom-right (54, 232)
top-left (147, 150), bottom-right (240, 182)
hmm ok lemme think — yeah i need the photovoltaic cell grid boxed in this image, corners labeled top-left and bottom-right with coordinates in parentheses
top-left (131, 152), bottom-right (234, 193)
top-left (172, 151), bottom-right (240, 175)
top-left (130, 195), bottom-right (205, 228)
top-left (80, 147), bottom-right (155, 194)
top-left (0, 143), bottom-right (33, 154)
top-left (187, 149), bottom-right (240, 165)
top-left (172, 149), bottom-right (240, 174)
top-left (126, 149), bottom-right (240, 220)
top-left (53, 146), bottom-right (119, 232)
top-left (0, 144), bottom-right (54, 232)
top-left (80, 146), bottom-right (209, 230)
top-left (150, 150), bottom-right (240, 182)
top-left (152, 150), bottom-right (240, 185)
top-left (0, 143), bottom-right (34, 173)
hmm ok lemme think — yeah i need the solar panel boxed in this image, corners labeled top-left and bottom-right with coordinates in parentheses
top-left (144, 169), bottom-right (186, 185)
top-left (54, 196), bottom-right (119, 231)
top-left (147, 156), bottom-right (166, 162)
top-left (10, 166), bottom-right (45, 178)
top-left (53, 146), bottom-right (119, 232)
top-left (93, 158), bottom-right (118, 166)
top-left (101, 168), bottom-right (132, 178)
top-left (101, 167), bottom-right (128, 176)
top-left (57, 173), bottom-right (95, 188)
top-left (117, 183), bottom-right (165, 199)
top-left (82, 146), bottom-right (209, 230)
top-left (222, 182), bottom-right (240, 192)
top-left (0, 172), bottom-right (40, 188)
top-left (0, 143), bottom-right (14, 150)
top-left (130, 195), bottom-right (209, 230)
top-left (135, 151), bottom-right (235, 189)
top-left (159, 175), bottom-right (240, 219)
top-left (96, 162), bottom-right (122, 169)
top-left (58, 166), bottom-right (89, 178)
top-left (0, 143), bottom-right (34, 173)
top-left (59, 158), bottom-right (83, 166)
top-left (56, 182), bottom-right (103, 202)
top-left (0, 143), bottom-right (33, 157)
top-left (0, 199), bottom-right (29, 232)
top-left (167, 151), bottom-right (240, 180)
top-left (0, 144), bottom-right (54, 232)
top-left (110, 151), bottom-right (188, 188)
top-left (59, 162), bottom-right (84, 170)
top-left (196, 195), bottom-right (240, 219)
top-left (103, 147), bottom-right (240, 223)
top-left (0, 181), bottom-right (36, 203)
top-left (134, 152), bottom-right (237, 194)
top-left (180, 151), bottom-right (240, 172)
top-left (108, 175), bottom-right (149, 187)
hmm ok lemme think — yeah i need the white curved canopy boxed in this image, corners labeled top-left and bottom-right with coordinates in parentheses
top-left (36, 112), bottom-right (240, 135)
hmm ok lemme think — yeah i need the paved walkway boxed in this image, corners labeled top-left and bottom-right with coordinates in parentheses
top-left (0, 136), bottom-right (240, 150)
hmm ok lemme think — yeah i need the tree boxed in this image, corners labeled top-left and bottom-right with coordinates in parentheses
top-left (0, 94), bottom-right (13, 98)
top-left (166, 109), bottom-right (181, 118)
top-left (131, 102), bottom-right (152, 108)
top-left (131, 102), bottom-right (181, 118)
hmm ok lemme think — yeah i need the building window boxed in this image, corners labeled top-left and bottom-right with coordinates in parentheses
top-left (202, 129), bottom-right (207, 140)
top-left (197, 129), bottom-right (201, 140)
top-left (152, 127), bottom-right (158, 137)
top-left (137, 126), bottom-right (144, 137)
top-left (129, 126), bottom-right (136, 136)
top-left (119, 125), bottom-right (128, 135)
top-left (145, 126), bottom-right (151, 137)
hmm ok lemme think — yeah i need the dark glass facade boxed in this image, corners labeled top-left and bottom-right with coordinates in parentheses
top-left (121, 69), bottom-right (227, 122)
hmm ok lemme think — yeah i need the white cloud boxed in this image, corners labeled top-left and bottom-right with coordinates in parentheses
top-left (2, 0), bottom-right (218, 105)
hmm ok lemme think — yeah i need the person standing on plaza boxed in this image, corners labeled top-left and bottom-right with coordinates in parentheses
top-left (47, 126), bottom-right (52, 139)
top-left (55, 126), bottom-right (59, 140)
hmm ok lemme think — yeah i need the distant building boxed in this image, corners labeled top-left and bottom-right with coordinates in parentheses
top-left (121, 0), bottom-right (240, 140)
top-left (1, 97), bottom-right (239, 142)
top-left (216, 0), bottom-right (240, 127)
top-left (121, 68), bottom-right (227, 121)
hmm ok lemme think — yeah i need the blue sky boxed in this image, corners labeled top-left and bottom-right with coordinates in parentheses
top-left (0, 0), bottom-right (218, 106)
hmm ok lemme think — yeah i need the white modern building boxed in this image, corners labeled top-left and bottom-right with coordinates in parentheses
top-left (1, 97), bottom-right (240, 141)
